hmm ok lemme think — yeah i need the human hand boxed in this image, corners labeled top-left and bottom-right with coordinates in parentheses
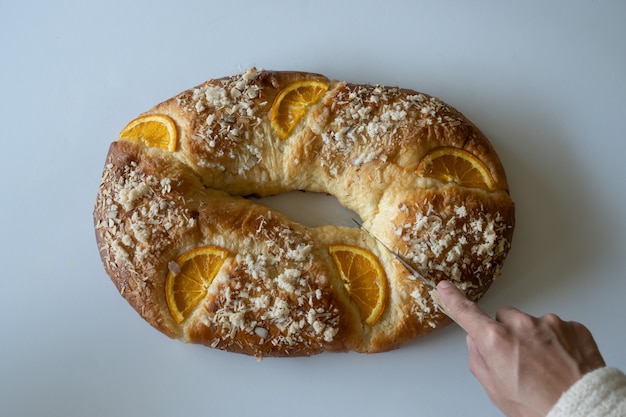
top-left (436, 280), bottom-right (606, 417)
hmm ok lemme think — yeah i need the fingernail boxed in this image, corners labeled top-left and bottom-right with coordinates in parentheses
top-left (437, 280), bottom-right (451, 289)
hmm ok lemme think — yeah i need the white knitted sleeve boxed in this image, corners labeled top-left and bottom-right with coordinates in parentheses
top-left (546, 367), bottom-right (626, 417)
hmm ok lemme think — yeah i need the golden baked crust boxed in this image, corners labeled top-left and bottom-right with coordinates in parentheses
top-left (94, 69), bottom-right (515, 357)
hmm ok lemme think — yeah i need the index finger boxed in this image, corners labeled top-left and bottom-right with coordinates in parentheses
top-left (436, 280), bottom-right (495, 336)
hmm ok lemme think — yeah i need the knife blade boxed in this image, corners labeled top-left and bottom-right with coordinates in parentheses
top-left (352, 218), bottom-right (452, 317)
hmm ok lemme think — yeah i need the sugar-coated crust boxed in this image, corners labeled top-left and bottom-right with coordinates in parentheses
top-left (94, 69), bottom-right (515, 357)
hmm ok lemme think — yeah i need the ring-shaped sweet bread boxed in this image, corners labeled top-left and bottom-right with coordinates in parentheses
top-left (94, 69), bottom-right (514, 357)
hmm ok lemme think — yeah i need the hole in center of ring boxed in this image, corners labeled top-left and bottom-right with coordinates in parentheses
top-left (248, 191), bottom-right (361, 228)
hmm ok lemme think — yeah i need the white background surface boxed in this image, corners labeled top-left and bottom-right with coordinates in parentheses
top-left (1, 1), bottom-right (625, 416)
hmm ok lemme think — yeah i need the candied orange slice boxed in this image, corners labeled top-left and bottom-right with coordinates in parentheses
top-left (416, 147), bottom-right (495, 190)
top-left (119, 114), bottom-right (178, 152)
top-left (270, 80), bottom-right (329, 139)
top-left (165, 246), bottom-right (228, 323)
top-left (328, 244), bottom-right (388, 325)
